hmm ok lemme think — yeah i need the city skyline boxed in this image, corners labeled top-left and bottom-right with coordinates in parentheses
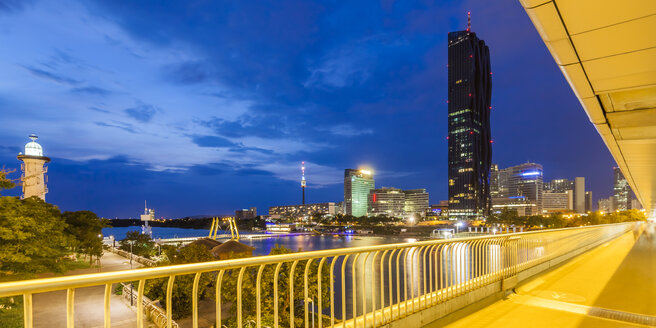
top-left (0, 0), bottom-right (618, 218)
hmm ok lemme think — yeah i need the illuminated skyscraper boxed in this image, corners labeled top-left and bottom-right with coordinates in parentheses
top-left (447, 13), bottom-right (492, 219)
top-left (17, 134), bottom-right (50, 201)
top-left (344, 169), bottom-right (374, 217)
top-left (613, 167), bottom-right (631, 211)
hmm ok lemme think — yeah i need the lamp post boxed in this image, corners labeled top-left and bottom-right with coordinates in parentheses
top-left (127, 240), bottom-right (135, 306)
top-left (306, 297), bottom-right (315, 328)
top-left (455, 222), bottom-right (463, 234)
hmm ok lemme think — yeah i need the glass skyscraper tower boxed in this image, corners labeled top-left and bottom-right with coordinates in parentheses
top-left (344, 169), bottom-right (375, 217)
top-left (447, 15), bottom-right (492, 219)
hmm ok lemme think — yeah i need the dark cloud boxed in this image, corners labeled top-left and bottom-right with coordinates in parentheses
top-left (95, 121), bottom-right (137, 133)
top-left (191, 135), bottom-right (236, 148)
top-left (22, 65), bottom-right (79, 85)
top-left (124, 103), bottom-right (159, 123)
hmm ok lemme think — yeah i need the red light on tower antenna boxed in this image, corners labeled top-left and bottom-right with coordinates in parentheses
top-left (467, 11), bottom-right (471, 32)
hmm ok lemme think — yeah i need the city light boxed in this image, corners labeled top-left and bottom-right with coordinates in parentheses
top-left (359, 169), bottom-right (372, 175)
top-left (521, 171), bottom-right (541, 177)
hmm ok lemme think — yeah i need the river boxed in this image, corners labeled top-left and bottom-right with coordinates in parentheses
top-left (102, 226), bottom-right (422, 255)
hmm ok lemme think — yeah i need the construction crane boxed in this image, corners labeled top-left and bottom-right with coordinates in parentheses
top-left (208, 217), bottom-right (240, 240)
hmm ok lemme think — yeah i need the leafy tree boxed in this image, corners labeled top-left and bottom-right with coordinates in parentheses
top-left (119, 231), bottom-right (156, 258)
top-left (144, 244), bottom-right (216, 319)
top-left (63, 211), bottom-right (108, 264)
top-left (0, 168), bottom-right (16, 194)
top-left (0, 197), bottom-right (71, 276)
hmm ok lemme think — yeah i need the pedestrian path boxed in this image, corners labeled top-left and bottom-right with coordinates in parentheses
top-left (442, 223), bottom-right (656, 328)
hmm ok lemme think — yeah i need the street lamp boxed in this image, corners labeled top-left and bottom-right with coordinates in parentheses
top-left (455, 222), bottom-right (463, 234)
top-left (126, 240), bottom-right (135, 306)
top-left (306, 297), bottom-right (315, 328)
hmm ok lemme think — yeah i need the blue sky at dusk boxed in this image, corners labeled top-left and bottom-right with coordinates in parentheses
top-left (0, 0), bottom-right (616, 218)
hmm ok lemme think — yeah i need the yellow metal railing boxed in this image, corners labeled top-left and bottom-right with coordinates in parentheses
top-left (0, 223), bottom-right (634, 328)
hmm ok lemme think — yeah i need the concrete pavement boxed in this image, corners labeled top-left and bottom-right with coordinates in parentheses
top-left (442, 223), bottom-right (656, 328)
top-left (32, 251), bottom-right (151, 328)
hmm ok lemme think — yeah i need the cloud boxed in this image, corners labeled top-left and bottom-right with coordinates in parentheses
top-left (328, 124), bottom-right (373, 137)
top-left (94, 121), bottom-right (137, 134)
top-left (165, 61), bottom-right (210, 84)
top-left (71, 86), bottom-right (112, 96)
top-left (22, 65), bottom-right (79, 85)
top-left (124, 103), bottom-right (159, 123)
top-left (88, 106), bottom-right (110, 113)
top-left (191, 135), bottom-right (236, 148)
top-left (0, 0), bottom-right (31, 13)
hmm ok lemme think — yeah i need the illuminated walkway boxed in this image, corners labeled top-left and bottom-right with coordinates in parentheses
top-left (442, 224), bottom-right (656, 328)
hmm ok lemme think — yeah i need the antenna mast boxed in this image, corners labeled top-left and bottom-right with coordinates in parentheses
top-left (467, 11), bottom-right (471, 32)
top-left (301, 161), bottom-right (306, 205)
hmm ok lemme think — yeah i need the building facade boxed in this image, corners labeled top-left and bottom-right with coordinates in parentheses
top-left (543, 192), bottom-right (570, 213)
top-left (235, 207), bottom-right (257, 220)
top-left (598, 196), bottom-right (615, 213)
top-left (447, 23), bottom-right (492, 220)
top-left (269, 203), bottom-right (336, 219)
top-left (585, 191), bottom-right (593, 212)
top-left (574, 177), bottom-right (586, 213)
top-left (368, 188), bottom-right (430, 218)
top-left (344, 169), bottom-right (375, 217)
top-left (403, 189), bottom-right (430, 216)
top-left (613, 167), bottom-right (632, 211)
top-left (17, 134), bottom-right (50, 201)
top-left (368, 187), bottom-right (405, 217)
top-left (544, 179), bottom-right (574, 193)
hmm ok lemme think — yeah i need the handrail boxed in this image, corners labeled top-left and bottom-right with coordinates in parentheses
top-left (0, 222), bottom-right (635, 328)
top-left (0, 222), bottom-right (626, 297)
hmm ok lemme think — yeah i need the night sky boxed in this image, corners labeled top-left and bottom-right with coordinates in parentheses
top-left (0, 0), bottom-right (616, 218)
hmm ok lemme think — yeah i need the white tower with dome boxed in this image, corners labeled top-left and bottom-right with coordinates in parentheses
top-left (17, 134), bottom-right (50, 201)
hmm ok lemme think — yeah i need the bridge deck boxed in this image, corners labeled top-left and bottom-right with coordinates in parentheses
top-left (442, 224), bottom-right (656, 328)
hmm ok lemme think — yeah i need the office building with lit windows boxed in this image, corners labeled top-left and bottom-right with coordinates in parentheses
top-left (614, 167), bottom-right (632, 211)
top-left (447, 20), bottom-right (492, 220)
top-left (544, 178), bottom-right (574, 193)
top-left (368, 187), bottom-right (405, 217)
top-left (344, 169), bottom-right (375, 217)
top-left (403, 189), bottom-right (430, 216)
top-left (491, 163), bottom-right (543, 215)
top-left (368, 188), bottom-right (430, 218)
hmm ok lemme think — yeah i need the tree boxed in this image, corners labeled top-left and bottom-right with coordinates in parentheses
top-left (119, 231), bottom-right (156, 258)
top-left (63, 211), bottom-right (108, 264)
top-left (145, 244), bottom-right (216, 319)
top-left (0, 197), bottom-right (71, 276)
top-left (0, 168), bottom-right (16, 194)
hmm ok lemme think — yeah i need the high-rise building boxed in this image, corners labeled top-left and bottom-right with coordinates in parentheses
top-left (573, 177), bottom-right (586, 213)
top-left (613, 167), bottom-right (632, 211)
top-left (403, 189), bottom-right (430, 216)
top-left (490, 163), bottom-right (544, 215)
top-left (368, 187), bottom-right (405, 217)
top-left (447, 13), bottom-right (492, 220)
top-left (585, 191), bottom-right (593, 212)
top-left (17, 134), bottom-right (50, 201)
top-left (344, 169), bottom-right (375, 217)
top-left (543, 192), bottom-right (570, 213)
top-left (544, 179), bottom-right (574, 193)
top-left (598, 197), bottom-right (615, 213)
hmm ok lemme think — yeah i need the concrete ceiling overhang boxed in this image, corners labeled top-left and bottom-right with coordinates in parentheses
top-left (519, 0), bottom-right (656, 217)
